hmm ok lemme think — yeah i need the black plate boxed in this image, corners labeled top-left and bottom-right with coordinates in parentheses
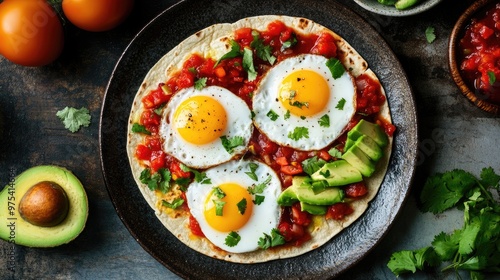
top-left (99, 0), bottom-right (418, 278)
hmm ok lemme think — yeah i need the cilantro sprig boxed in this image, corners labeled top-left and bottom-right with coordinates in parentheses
top-left (388, 167), bottom-right (500, 279)
top-left (140, 168), bottom-right (172, 193)
top-left (56, 106), bottom-right (91, 133)
top-left (220, 135), bottom-right (245, 154)
top-left (258, 228), bottom-right (286, 249)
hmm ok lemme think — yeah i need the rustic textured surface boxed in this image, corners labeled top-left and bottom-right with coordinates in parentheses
top-left (0, 0), bottom-right (499, 279)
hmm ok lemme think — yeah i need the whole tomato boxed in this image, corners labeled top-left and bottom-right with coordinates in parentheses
top-left (62, 0), bottom-right (134, 32)
top-left (0, 0), bottom-right (64, 66)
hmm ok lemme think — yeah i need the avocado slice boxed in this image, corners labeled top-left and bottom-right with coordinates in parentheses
top-left (277, 185), bottom-right (299, 206)
top-left (310, 160), bottom-right (363, 187)
top-left (353, 135), bottom-right (383, 162)
top-left (342, 145), bottom-right (376, 177)
top-left (296, 183), bottom-right (344, 206)
top-left (300, 202), bottom-right (327, 215)
top-left (0, 165), bottom-right (88, 247)
top-left (345, 119), bottom-right (388, 151)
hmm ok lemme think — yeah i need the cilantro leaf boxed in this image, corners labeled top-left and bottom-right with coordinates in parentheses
top-left (266, 110), bottom-right (279, 121)
top-left (258, 228), bottom-right (285, 249)
top-left (301, 156), bottom-right (326, 176)
top-left (248, 175), bottom-right (271, 195)
top-left (131, 123), bottom-right (151, 135)
top-left (318, 114), bottom-right (330, 127)
top-left (284, 110), bottom-right (291, 120)
top-left (281, 34), bottom-right (297, 51)
top-left (420, 170), bottom-right (477, 214)
top-left (387, 247), bottom-right (439, 276)
top-left (253, 195), bottom-right (265, 205)
top-left (326, 58), bottom-right (345, 79)
top-left (162, 198), bottom-right (184, 209)
top-left (215, 40), bottom-right (242, 66)
top-left (425, 26), bottom-right (436, 43)
top-left (243, 48), bottom-right (257, 81)
top-left (214, 199), bottom-right (226, 216)
top-left (220, 135), bottom-right (245, 154)
top-left (56, 106), bottom-right (91, 133)
top-left (431, 230), bottom-right (461, 261)
top-left (213, 187), bottom-right (226, 199)
top-left (245, 163), bottom-right (259, 181)
top-left (288, 127), bottom-right (309, 141)
top-left (328, 147), bottom-right (342, 158)
top-left (251, 31), bottom-right (276, 65)
top-left (225, 231), bottom-right (241, 247)
top-left (180, 164), bottom-right (211, 184)
top-left (140, 168), bottom-right (171, 193)
top-left (487, 71), bottom-right (497, 86)
top-left (237, 198), bottom-right (247, 214)
top-left (480, 167), bottom-right (500, 188)
top-left (336, 98), bottom-right (346, 110)
top-left (194, 77), bottom-right (207, 90)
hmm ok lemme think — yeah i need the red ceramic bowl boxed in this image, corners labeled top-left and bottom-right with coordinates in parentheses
top-left (448, 0), bottom-right (500, 115)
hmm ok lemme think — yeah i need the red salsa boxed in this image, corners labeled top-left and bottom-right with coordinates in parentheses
top-left (134, 20), bottom-right (393, 246)
top-left (460, 3), bottom-right (500, 105)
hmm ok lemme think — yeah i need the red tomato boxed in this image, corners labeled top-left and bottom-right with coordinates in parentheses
top-left (135, 144), bottom-right (151, 161)
top-left (62, 0), bottom-right (134, 32)
top-left (142, 83), bottom-right (171, 109)
top-left (0, 0), bottom-right (64, 66)
top-left (149, 150), bottom-right (165, 172)
top-left (344, 182), bottom-right (368, 198)
top-left (280, 165), bottom-right (303, 175)
top-left (188, 215), bottom-right (204, 237)
top-left (326, 203), bottom-right (353, 220)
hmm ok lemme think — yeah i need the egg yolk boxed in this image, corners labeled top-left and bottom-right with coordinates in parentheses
top-left (173, 95), bottom-right (227, 145)
top-left (203, 183), bottom-right (253, 232)
top-left (278, 69), bottom-right (330, 116)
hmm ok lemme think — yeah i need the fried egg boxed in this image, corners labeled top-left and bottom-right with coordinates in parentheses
top-left (252, 54), bottom-right (356, 151)
top-left (186, 160), bottom-right (281, 253)
top-left (159, 86), bottom-right (253, 169)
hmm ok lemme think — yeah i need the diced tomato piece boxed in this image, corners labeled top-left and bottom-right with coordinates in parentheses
top-left (281, 164), bottom-right (303, 175)
top-left (279, 173), bottom-right (293, 188)
top-left (326, 203), bottom-right (354, 220)
top-left (176, 70), bottom-right (195, 90)
top-left (214, 66), bottom-right (226, 78)
top-left (344, 182), bottom-right (368, 198)
top-left (150, 150), bottom-right (166, 172)
top-left (258, 133), bottom-right (278, 155)
top-left (290, 150), bottom-right (309, 163)
top-left (275, 146), bottom-right (294, 160)
top-left (290, 203), bottom-right (311, 226)
top-left (141, 83), bottom-right (171, 109)
top-left (310, 32), bottom-right (337, 58)
top-left (183, 53), bottom-right (205, 70)
top-left (479, 25), bottom-right (494, 39)
top-left (276, 156), bottom-right (288, 166)
top-left (169, 160), bottom-right (191, 179)
top-left (234, 28), bottom-right (253, 46)
top-left (278, 221), bottom-right (295, 242)
top-left (140, 110), bottom-right (161, 133)
top-left (135, 144), bottom-right (151, 161)
top-left (318, 150), bottom-right (332, 161)
top-left (145, 136), bottom-right (162, 151)
top-left (189, 215), bottom-right (205, 237)
top-left (197, 58), bottom-right (216, 76)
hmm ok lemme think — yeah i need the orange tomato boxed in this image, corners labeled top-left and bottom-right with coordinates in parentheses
top-left (0, 0), bottom-right (64, 66)
top-left (62, 0), bottom-right (134, 32)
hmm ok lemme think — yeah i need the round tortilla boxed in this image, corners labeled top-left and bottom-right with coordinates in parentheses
top-left (126, 15), bottom-right (392, 264)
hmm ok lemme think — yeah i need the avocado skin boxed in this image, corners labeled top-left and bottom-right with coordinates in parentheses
top-left (0, 165), bottom-right (88, 247)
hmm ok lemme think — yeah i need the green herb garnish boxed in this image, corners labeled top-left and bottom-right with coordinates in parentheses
top-left (243, 48), bottom-right (257, 81)
top-left (288, 127), bottom-right (309, 141)
top-left (140, 168), bottom-right (171, 193)
top-left (225, 231), bottom-right (241, 247)
top-left (251, 30), bottom-right (276, 65)
top-left (237, 198), bottom-right (247, 215)
top-left (245, 163), bottom-right (259, 181)
top-left (180, 164), bottom-right (211, 184)
top-left (215, 40), bottom-right (242, 66)
top-left (213, 186), bottom-right (226, 199)
top-left (220, 135), bottom-right (245, 154)
top-left (336, 98), bottom-right (346, 110)
top-left (318, 114), bottom-right (330, 127)
top-left (266, 110), bottom-right (279, 121)
top-left (326, 58), bottom-right (345, 79)
top-left (258, 228), bottom-right (285, 249)
top-left (131, 123), bottom-right (151, 135)
top-left (488, 70), bottom-right (497, 85)
top-left (301, 156), bottom-right (326, 176)
top-left (214, 199), bottom-right (226, 216)
top-left (388, 167), bottom-right (500, 279)
top-left (56, 106), bottom-right (91, 133)
top-left (425, 26), bottom-right (436, 44)
top-left (248, 175), bottom-right (272, 195)
top-left (254, 195), bottom-right (265, 205)
top-left (162, 198), bottom-right (185, 209)
top-left (194, 77), bottom-right (207, 90)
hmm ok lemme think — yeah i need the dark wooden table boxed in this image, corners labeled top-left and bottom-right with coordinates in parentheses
top-left (1, 0), bottom-right (498, 279)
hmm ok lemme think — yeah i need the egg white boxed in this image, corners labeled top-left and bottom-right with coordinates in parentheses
top-left (252, 54), bottom-right (356, 151)
top-left (159, 86), bottom-right (253, 169)
top-left (186, 160), bottom-right (282, 253)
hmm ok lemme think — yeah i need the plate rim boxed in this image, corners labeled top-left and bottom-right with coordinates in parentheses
top-left (99, 0), bottom-right (419, 278)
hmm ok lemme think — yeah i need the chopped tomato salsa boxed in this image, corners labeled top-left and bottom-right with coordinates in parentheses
top-left (132, 20), bottom-right (394, 248)
top-left (459, 3), bottom-right (500, 104)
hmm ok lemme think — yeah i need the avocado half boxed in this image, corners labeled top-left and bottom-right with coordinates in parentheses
top-left (0, 165), bottom-right (88, 247)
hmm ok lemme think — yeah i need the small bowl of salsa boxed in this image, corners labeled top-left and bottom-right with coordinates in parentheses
top-left (449, 0), bottom-right (500, 115)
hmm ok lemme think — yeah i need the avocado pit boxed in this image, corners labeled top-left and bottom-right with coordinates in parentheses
top-left (18, 181), bottom-right (69, 227)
